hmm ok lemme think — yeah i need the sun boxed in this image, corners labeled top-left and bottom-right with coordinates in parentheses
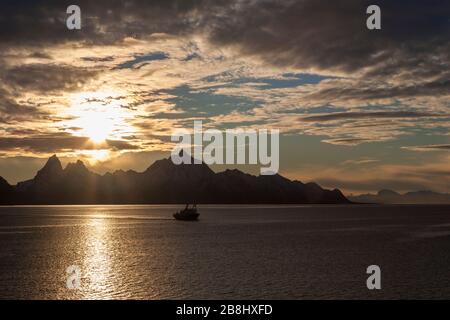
top-left (65, 90), bottom-right (134, 144)
top-left (77, 113), bottom-right (114, 143)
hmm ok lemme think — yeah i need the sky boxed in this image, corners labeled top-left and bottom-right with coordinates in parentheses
top-left (0, 0), bottom-right (449, 194)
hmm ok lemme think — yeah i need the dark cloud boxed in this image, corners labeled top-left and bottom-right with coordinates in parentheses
top-left (0, 1), bottom-right (447, 101)
top-left (0, 134), bottom-right (138, 153)
top-left (300, 111), bottom-right (448, 122)
top-left (28, 52), bottom-right (53, 59)
top-left (403, 144), bottom-right (450, 152)
top-left (204, 0), bottom-right (450, 76)
top-left (0, 88), bottom-right (50, 123)
top-left (0, 0), bottom-right (215, 47)
top-left (0, 1), bottom-right (448, 76)
top-left (116, 52), bottom-right (169, 69)
top-left (1, 63), bottom-right (99, 93)
top-left (81, 56), bottom-right (115, 62)
top-left (322, 138), bottom-right (373, 145)
top-left (424, 145), bottom-right (450, 150)
top-left (300, 77), bottom-right (450, 104)
top-left (0, 63), bottom-right (99, 124)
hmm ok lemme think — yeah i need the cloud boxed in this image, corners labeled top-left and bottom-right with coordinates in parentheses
top-left (0, 135), bottom-right (138, 153)
top-left (321, 138), bottom-right (374, 146)
top-left (0, 0), bottom-right (211, 47)
top-left (341, 158), bottom-right (380, 165)
top-left (2, 1), bottom-right (448, 78)
top-left (0, 88), bottom-right (50, 124)
top-left (205, 0), bottom-right (450, 77)
top-left (1, 63), bottom-right (99, 92)
top-left (116, 52), bottom-right (169, 69)
top-left (299, 111), bottom-right (448, 122)
top-left (402, 144), bottom-right (450, 152)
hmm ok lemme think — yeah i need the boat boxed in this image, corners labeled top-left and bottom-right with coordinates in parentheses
top-left (173, 204), bottom-right (200, 221)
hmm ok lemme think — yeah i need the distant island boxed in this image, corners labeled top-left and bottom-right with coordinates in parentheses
top-left (349, 189), bottom-right (450, 205)
top-left (0, 155), bottom-right (350, 205)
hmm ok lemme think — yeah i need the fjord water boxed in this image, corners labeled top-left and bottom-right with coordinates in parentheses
top-left (1, 205), bottom-right (450, 299)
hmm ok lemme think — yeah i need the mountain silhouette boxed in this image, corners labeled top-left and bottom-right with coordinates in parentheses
top-left (0, 155), bottom-right (350, 205)
top-left (349, 189), bottom-right (450, 204)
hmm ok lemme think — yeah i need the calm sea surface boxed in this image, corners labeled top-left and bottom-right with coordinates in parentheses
top-left (0, 205), bottom-right (450, 299)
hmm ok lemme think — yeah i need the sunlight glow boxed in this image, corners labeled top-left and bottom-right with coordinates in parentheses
top-left (65, 90), bottom-right (135, 144)
top-left (78, 113), bottom-right (113, 143)
top-left (83, 150), bottom-right (110, 163)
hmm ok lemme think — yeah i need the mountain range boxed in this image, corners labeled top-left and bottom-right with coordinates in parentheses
top-left (349, 189), bottom-right (450, 204)
top-left (0, 155), bottom-right (350, 205)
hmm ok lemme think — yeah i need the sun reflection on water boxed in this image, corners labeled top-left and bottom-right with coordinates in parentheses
top-left (82, 215), bottom-right (116, 299)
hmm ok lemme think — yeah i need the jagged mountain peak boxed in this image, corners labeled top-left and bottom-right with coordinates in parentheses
top-left (64, 160), bottom-right (92, 175)
top-left (0, 176), bottom-right (11, 188)
top-left (145, 157), bottom-right (172, 171)
top-left (3, 155), bottom-right (350, 205)
top-left (34, 154), bottom-right (63, 180)
top-left (66, 159), bottom-right (86, 168)
top-left (44, 154), bottom-right (62, 169)
top-left (145, 156), bottom-right (214, 176)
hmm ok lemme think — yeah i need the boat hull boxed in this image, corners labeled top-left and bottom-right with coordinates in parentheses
top-left (173, 213), bottom-right (200, 221)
